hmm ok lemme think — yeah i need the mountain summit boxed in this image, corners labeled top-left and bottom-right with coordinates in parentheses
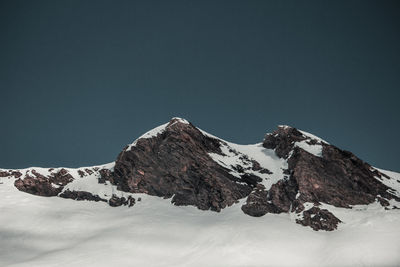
top-left (1, 118), bottom-right (399, 231)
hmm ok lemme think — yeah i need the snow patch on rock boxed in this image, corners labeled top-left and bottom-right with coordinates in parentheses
top-left (298, 129), bottom-right (329, 144)
top-left (374, 168), bottom-right (400, 198)
top-left (295, 140), bottom-right (323, 157)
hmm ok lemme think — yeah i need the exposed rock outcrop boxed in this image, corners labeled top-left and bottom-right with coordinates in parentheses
top-left (0, 170), bottom-right (22, 178)
top-left (59, 189), bottom-right (107, 202)
top-left (296, 206), bottom-right (342, 231)
top-left (242, 125), bottom-right (400, 230)
top-left (241, 184), bottom-right (280, 216)
top-left (14, 168), bottom-right (73, 196)
top-left (112, 118), bottom-right (253, 211)
top-left (263, 126), bottom-right (307, 158)
top-left (109, 195), bottom-right (136, 207)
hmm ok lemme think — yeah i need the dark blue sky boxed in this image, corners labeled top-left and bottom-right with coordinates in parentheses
top-left (1, 0), bottom-right (399, 171)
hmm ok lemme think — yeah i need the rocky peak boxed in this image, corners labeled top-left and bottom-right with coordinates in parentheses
top-left (242, 125), bottom-right (400, 230)
top-left (112, 118), bottom-right (253, 211)
top-left (263, 125), bottom-right (325, 158)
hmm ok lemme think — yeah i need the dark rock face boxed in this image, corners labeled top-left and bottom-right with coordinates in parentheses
top-left (112, 118), bottom-right (253, 211)
top-left (59, 189), bottom-right (107, 202)
top-left (241, 185), bottom-right (280, 216)
top-left (0, 170), bottom-right (22, 178)
top-left (14, 175), bottom-right (62, 196)
top-left (288, 146), bottom-right (398, 207)
top-left (296, 206), bottom-right (342, 231)
top-left (242, 178), bottom-right (299, 217)
top-left (263, 126), bottom-right (307, 158)
top-left (109, 195), bottom-right (136, 207)
top-left (267, 177), bottom-right (299, 213)
top-left (99, 169), bottom-right (113, 184)
top-left (241, 125), bottom-right (400, 230)
top-left (14, 169), bottom-right (73, 197)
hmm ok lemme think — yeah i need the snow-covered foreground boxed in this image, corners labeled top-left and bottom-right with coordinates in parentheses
top-left (1, 177), bottom-right (400, 267)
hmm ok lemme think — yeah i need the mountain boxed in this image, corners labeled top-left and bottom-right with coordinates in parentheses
top-left (1, 118), bottom-right (400, 266)
top-left (1, 117), bottom-right (399, 233)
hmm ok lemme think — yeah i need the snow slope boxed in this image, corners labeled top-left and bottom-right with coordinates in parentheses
top-left (1, 174), bottom-right (400, 267)
top-left (1, 121), bottom-right (400, 266)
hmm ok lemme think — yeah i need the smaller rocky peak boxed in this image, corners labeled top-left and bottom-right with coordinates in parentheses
top-left (263, 125), bottom-right (307, 158)
top-left (263, 125), bottom-right (328, 159)
top-left (281, 125), bottom-right (306, 138)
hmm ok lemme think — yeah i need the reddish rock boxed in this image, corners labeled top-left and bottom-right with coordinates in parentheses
top-left (241, 184), bottom-right (280, 216)
top-left (14, 175), bottom-right (62, 196)
top-left (14, 169), bottom-right (74, 197)
top-left (287, 146), bottom-right (398, 207)
top-left (0, 171), bottom-right (10, 177)
top-left (112, 118), bottom-right (253, 211)
top-left (263, 126), bottom-right (307, 158)
top-left (11, 171), bottom-right (22, 178)
top-left (0, 170), bottom-right (22, 178)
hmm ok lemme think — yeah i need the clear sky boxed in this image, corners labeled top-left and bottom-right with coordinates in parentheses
top-left (0, 0), bottom-right (399, 171)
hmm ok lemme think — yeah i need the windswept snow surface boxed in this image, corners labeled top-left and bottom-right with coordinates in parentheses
top-left (1, 175), bottom-right (400, 267)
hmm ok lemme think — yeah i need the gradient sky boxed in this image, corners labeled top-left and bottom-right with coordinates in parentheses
top-left (0, 0), bottom-right (399, 171)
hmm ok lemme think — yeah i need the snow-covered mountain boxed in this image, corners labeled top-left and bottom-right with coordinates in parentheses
top-left (1, 117), bottom-right (400, 266)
